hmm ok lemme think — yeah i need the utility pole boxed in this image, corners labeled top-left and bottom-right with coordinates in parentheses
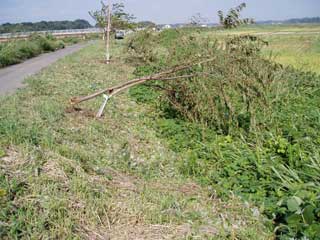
top-left (105, 0), bottom-right (111, 64)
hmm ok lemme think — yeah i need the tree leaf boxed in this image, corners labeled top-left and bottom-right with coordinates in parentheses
top-left (287, 197), bottom-right (303, 212)
top-left (303, 205), bottom-right (315, 224)
top-left (286, 213), bottom-right (302, 225)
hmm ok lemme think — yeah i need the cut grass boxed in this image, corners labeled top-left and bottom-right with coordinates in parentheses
top-left (0, 40), bottom-right (271, 239)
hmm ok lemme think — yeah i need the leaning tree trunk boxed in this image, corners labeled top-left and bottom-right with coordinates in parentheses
top-left (105, 2), bottom-right (111, 64)
top-left (71, 58), bottom-right (216, 117)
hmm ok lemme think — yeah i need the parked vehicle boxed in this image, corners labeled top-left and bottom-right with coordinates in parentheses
top-left (115, 30), bottom-right (125, 39)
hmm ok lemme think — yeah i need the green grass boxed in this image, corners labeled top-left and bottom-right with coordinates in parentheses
top-left (263, 34), bottom-right (320, 73)
top-left (0, 41), bottom-right (271, 239)
top-left (206, 24), bottom-right (320, 73)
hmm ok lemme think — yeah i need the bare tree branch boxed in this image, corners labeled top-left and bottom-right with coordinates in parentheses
top-left (70, 58), bottom-right (216, 105)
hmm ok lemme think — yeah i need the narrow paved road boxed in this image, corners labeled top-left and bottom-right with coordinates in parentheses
top-left (0, 42), bottom-right (91, 95)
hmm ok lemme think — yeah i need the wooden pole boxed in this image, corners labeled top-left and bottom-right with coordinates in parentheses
top-left (105, 1), bottom-right (111, 64)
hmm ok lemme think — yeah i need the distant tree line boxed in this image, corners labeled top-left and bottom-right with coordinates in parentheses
top-left (136, 21), bottom-right (156, 28)
top-left (283, 17), bottom-right (320, 24)
top-left (0, 19), bottom-right (92, 34)
top-left (258, 17), bottom-right (320, 25)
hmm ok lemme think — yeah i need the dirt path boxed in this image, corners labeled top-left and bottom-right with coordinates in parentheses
top-left (0, 42), bottom-right (92, 95)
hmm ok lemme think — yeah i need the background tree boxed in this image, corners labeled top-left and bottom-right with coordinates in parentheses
top-left (89, 1), bottom-right (112, 62)
top-left (112, 3), bottom-right (136, 29)
top-left (89, 2), bottom-right (135, 31)
top-left (88, 2), bottom-right (108, 31)
top-left (218, 3), bottom-right (254, 29)
top-left (136, 21), bottom-right (156, 29)
top-left (189, 13), bottom-right (208, 26)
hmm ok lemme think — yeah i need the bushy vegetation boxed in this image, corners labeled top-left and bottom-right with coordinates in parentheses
top-left (127, 29), bottom-right (320, 239)
top-left (0, 34), bottom-right (84, 68)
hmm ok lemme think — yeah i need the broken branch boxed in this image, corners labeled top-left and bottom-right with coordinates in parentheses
top-left (71, 58), bottom-right (216, 105)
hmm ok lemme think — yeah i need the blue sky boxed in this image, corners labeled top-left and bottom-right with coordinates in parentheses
top-left (0, 0), bottom-right (319, 24)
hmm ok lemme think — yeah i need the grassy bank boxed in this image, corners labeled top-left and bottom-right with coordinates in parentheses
top-left (0, 34), bottom-right (83, 68)
top-left (126, 28), bottom-right (320, 239)
top-left (0, 40), bottom-right (271, 239)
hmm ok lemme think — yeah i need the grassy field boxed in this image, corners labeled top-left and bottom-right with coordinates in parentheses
top-left (263, 34), bottom-right (320, 73)
top-left (0, 41), bottom-right (271, 239)
top-left (214, 24), bottom-right (320, 35)
top-left (207, 24), bottom-right (320, 73)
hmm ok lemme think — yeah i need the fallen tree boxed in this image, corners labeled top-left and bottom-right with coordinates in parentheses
top-left (70, 58), bottom-right (216, 117)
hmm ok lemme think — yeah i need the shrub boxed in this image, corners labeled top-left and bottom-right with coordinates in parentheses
top-left (29, 34), bottom-right (66, 52)
top-left (0, 41), bottom-right (41, 66)
top-left (54, 40), bottom-right (65, 50)
top-left (17, 41), bottom-right (42, 58)
top-left (39, 38), bottom-right (56, 51)
top-left (0, 46), bottom-right (21, 66)
top-left (62, 37), bottom-right (80, 44)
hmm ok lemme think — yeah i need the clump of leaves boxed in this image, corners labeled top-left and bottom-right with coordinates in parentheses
top-left (218, 3), bottom-right (254, 29)
top-left (89, 2), bottom-right (135, 31)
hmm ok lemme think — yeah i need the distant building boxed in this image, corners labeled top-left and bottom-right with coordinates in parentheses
top-left (135, 27), bottom-right (146, 31)
top-left (163, 24), bottom-right (172, 29)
